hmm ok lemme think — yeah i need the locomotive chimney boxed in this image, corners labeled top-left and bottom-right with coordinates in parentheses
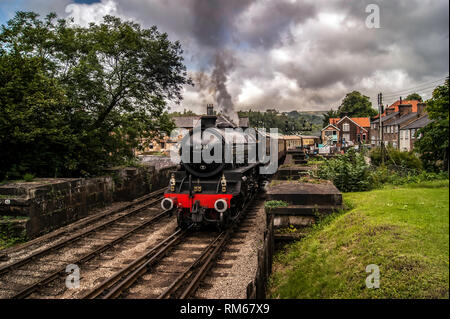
top-left (207, 104), bottom-right (214, 116)
top-left (202, 104), bottom-right (217, 129)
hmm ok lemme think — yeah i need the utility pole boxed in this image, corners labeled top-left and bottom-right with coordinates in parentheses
top-left (377, 93), bottom-right (384, 165)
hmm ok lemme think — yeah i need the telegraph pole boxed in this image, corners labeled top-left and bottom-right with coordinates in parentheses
top-left (377, 93), bottom-right (384, 165)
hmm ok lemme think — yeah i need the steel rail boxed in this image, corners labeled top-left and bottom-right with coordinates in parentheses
top-left (157, 230), bottom-right (228, 299)
top-left (82, 227), bottom-right (190, 299)
top-left (0, 192), bottom-right (164, 276)
top-left (11, 208), bottom-right (172, 299)
top-left (159, 196), bottom-right (258, 299)
top-left (0, 188), bottom-right (165, 256)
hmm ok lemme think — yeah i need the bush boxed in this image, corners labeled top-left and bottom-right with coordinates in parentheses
top-left (370, 146), bottom-right (423, 171)
top-left (370, 166), bottom-right (448, 188)
top-left (317, 149), bottom-right (372, 192)
top-left (23, 173), bottom-right (35, 182)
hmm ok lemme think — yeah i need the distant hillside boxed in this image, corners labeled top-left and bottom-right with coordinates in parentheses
top-left (238, 110), bottom-right (323, 135)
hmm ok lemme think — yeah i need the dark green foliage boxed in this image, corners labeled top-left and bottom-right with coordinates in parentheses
top-left (237, 109), bottom-right (323, 135)
top-left (370, 146), bottom-right (423, 172)
top-left (0, 12), bottom-right (190, 180)
top-left (317, 149), bottom-right (372, 192)
top-left (405, 93), bottom-right (423, 102)
top-left (265, 200), bottom-right (289, 209)
top-left (414, 78), bottom-right (449, 171)
top-left (337, 91), bottom-right (377, 118)
top-left (370, 167), bottom-right (448, 187)
top-left (23, 173), bottom-right (35, 182)
top-left (322, 109), bottom-right (339, 127)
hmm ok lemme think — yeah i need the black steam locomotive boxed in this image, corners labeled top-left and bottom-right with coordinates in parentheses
top-left (161, 107), bottom-right (286, 229)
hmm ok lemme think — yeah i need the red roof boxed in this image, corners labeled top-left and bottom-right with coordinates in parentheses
top-left (374, 100), bottom-right (421, 118)
top-left (329, 117), bottom-right (370, 128)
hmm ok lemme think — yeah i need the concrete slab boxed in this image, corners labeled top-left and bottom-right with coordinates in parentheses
top-left (268, 204), bottom-right (343, 216)
top-left (276, 166), bottom-right (313, 180)
top-left (266, 181), bottom-right (342, 206)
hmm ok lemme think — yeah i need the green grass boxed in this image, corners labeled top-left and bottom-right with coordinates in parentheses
top-left (268, 180), bottom-right (449, 299)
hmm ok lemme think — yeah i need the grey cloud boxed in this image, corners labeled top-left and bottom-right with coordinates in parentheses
top-left (4, 0), bottom-right (449, 112)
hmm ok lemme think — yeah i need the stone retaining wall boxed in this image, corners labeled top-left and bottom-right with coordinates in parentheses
top-left (246, 213), bottom-right (274, 299)
top-left (0, 165), bottom-right (174, 239)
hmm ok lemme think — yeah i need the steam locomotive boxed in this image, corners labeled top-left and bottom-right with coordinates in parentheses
top-left (161, 108), bottom-right (286, 229)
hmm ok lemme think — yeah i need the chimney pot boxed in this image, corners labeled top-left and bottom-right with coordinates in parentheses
top-left (398, 104), bottom-right (412, 116)
top-left (417, 102), bottom-right (427, 114)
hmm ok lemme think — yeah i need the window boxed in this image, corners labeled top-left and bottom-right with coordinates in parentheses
top-left (343, 123), bottom-right (350, 132)
top-left (343, 133), bottom-right (350, 141)
top-left (400, 130), bottom-right (404, 140)
top-left (411, 128), bottom-right (416, 137)
top-left (405, 131), bottom-right (409, 140)
top-left (394, 126), bottom-right (398, 133)
top-left (333, 130), bottom-right (337, 135)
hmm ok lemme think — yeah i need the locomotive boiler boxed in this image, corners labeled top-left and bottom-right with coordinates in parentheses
top-left (161, 107), bottom-right (286, 229)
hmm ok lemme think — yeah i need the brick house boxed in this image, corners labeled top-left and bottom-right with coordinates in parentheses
top-left (322, 116), bottom-right (370, 147)
top-left (370, 100), bottom-right (427, 149)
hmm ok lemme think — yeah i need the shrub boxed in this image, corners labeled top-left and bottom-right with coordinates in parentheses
top-left (370, 166), bottom-right (448, 187)
top-left (317, 149), bottom-right (372, 192)
top-left (23, 173), bottom-right (35, 182)
top-left (265, 200), bottom-right (289, 209)
top-left (370, 146), bottom-right (423, 171)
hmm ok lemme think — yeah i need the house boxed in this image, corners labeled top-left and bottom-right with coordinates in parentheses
top-left (321, 124), bottom-right (340, 146)
top-left (399, 114), bottom-right (432, 151)
top-left (322, 116), bottom-right (370, 147)
top-left (370, 100), bottom-right (427, 149)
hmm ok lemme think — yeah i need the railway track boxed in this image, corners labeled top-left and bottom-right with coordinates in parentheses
top-left (0, 188), bottom-right (170, 299)
top-left (82, 195), bottom-right (261, 299)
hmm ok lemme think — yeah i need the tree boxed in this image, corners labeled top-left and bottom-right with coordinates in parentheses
top-left (338, 91), bottom-right (377, 118)
top-left (414, 78), bottom-right (449, 171)
top-left (0, 12), bottom-right (191, 179)
top-left (322, 109), bottom-right (339, 127)
top-left (405, 93), bottom-right (423, 102)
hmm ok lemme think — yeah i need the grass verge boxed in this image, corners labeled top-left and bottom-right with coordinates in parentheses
top-left (268, 180), bottom-right (449, 299)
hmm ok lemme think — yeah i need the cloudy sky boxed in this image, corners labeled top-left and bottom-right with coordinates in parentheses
top-left (0, 0), bottom-right (448, 114)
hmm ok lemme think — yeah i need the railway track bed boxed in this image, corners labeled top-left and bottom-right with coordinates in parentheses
top-left (0, 189), bottom-right (171, 298)
top-left (81, 197), bottom-right (266, 299)
top-left (0, 191), bottom-right (267, 299)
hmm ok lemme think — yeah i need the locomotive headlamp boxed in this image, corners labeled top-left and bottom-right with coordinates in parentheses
top-left (170, 174), bottom-right (176, 191)
top-left (221, 174), bottom-right (227, 193)
top-left (214, 199), bottom-right (228, 213)
top-left (161, 198), bottom-right (174, 211)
